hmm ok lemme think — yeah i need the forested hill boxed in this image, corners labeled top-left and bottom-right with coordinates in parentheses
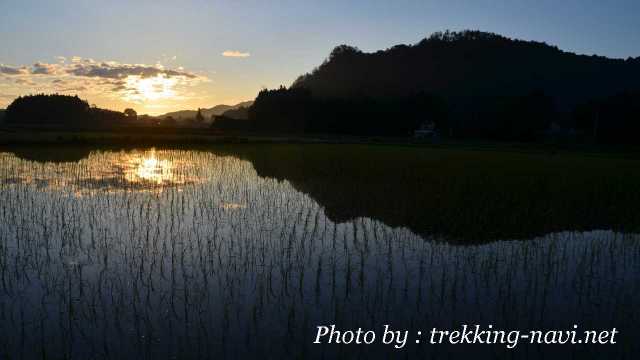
top-left (157, 101), bottom-right (253, 120)
top-left (248, 31), bottom-right (640, 142)
top-left (291, 30), bottom-right (640, 109)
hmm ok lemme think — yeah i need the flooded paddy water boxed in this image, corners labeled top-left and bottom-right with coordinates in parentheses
top-left (0, 145), bottom-right (639, 359)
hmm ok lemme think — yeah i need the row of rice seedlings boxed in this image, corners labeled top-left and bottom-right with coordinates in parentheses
top-left (0, 149), bottom-right (639, 358)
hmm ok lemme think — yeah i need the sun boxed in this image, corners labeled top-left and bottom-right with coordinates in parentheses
top-left (124, 74), bottom-right (178, 102)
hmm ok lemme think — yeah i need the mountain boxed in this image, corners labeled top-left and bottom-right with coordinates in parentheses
top-left (248, 30), bottom-right (640, 141)
top-left (157, 101), bottom-right (253, 120)
top-left (291, 30), bottom-right (640, 109)
top-left (220, 106), bottom-right (249, 120)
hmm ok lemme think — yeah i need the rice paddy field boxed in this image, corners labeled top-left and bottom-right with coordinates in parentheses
top-left (0, 144), bottom-right (639, 359)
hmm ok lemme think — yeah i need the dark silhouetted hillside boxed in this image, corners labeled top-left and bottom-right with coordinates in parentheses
top-left (292, 30), bottom-right (639, 107)
top-left (248, 30), bottom-right (640, 142)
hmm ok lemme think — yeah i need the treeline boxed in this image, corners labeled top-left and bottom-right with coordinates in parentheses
top-left (447, 91), bottom-right (557, 141)
top-left (4, 94), bottom-right (136, 128)
top-left (242, 86), bottom-right (640, 142)
top-left (247, 88), bottom-right (554, 140)
top-left (573, 91), bottom-right (640, 144)
top-left (4, 95), bottom-right (231, 130)
top-left (246, 87), bottom-right (447, 136)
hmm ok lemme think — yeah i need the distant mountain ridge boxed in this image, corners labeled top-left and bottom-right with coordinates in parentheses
top-left (156, 101), bottom-right (253, 120)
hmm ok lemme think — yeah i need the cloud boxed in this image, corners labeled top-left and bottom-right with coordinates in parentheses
top-left (222, 50), bottom-right (250, 58)
top-left (0, 65), bottom-right (28, 75)
top-left (31, 62), bottom-right (60, 75)
top-left (0, 57), bottom-right (201, 80)
top-left (0, 57), bottom-right (209, 107)
top-left (68, 61), bottom-right (198, 79)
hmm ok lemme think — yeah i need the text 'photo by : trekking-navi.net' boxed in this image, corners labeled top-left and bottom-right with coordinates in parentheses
top-left (1, 1), bottom-right (640, 359)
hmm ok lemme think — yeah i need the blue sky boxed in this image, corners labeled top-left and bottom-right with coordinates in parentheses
top-left (1, 0), bottom-right (639, 114)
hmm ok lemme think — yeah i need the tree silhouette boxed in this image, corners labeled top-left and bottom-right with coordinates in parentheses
top-left (5, 94), bottom-right (127, 128)
top-left (195, 108), bottom-right (205, 124)
top-left (574, 91), bottom-right (640, 143)
top-left (124, 108), bottom-right (137, 120)
top-left (5, 94), bottom-right (90, 125)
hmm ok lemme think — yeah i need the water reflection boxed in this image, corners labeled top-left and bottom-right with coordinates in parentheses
top-left (126, 150), bottom-right (175, 184)
top-left (5, 144), bottom-right (640, 242)
top-left (0, 147), bottom-right (638, 359)
top-left (0, 148), bottom-right (201, 194)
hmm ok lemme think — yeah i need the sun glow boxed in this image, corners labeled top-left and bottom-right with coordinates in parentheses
top-left (124, 74), bottom-right (178, 102)
top-left (124, 152), bottom-right (175, 185)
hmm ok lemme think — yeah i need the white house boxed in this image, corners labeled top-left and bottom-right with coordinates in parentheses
top-left (414, 121), bottom-right (438, 139)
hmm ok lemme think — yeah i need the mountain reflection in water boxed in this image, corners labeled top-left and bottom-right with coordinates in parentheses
top-left (0, 146), bottom-right (639, 359)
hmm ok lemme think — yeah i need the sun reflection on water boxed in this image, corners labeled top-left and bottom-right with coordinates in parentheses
top-left (0, 148), bottom-right (205, 194)
top-left (125, 151), bottom-right (175, 185)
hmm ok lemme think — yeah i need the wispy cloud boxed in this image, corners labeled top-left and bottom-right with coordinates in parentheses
top-left (68, 60), bottom-right (199, 79)
top-left (1, 58), bottom-right (200, 80)
top-left (222, 50), bottom-right (250, 58)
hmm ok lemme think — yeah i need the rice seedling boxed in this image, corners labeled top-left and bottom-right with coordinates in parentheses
top-left (0, 145), bottom-right (638, 359)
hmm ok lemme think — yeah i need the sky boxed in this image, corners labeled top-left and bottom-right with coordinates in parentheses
top-left (1, 0), bottom-right (639, 115)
